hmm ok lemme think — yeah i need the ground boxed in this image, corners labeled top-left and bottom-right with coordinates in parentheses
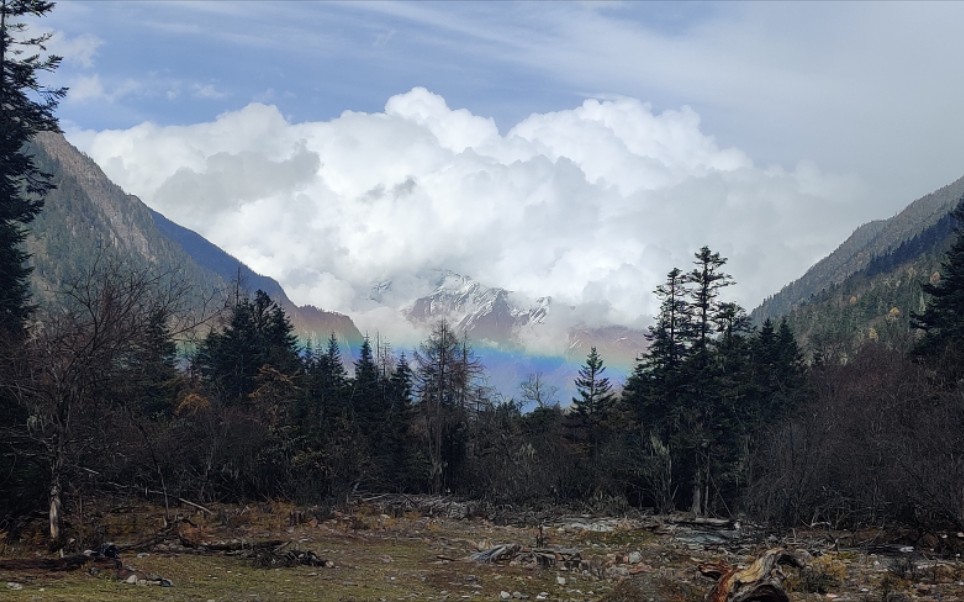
top-left (1, 499), bottom-right (963, 602)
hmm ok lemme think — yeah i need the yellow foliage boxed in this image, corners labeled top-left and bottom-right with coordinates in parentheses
top-left (175, 392), bottom-right (210, 416)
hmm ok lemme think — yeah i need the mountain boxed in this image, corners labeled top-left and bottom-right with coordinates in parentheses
top-left (24, 132), bottom-right (362, 350)
top-left (752, 174), bottom-right (964, 355)
top-left (371, 269), bottom-right (645, 401)
top-left (399, 270), bottom-right (549, 346)
top-left (382, 269), bottom-right (646, 364)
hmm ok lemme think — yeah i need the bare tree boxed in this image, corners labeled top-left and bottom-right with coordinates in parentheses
top-left (0, 260), bottom-right (198, 546)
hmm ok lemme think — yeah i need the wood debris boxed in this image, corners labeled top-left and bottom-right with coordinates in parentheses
top-left (470, 543), bottom-right (581, 569)
top-left (700, 548), bottom-right (805, 602)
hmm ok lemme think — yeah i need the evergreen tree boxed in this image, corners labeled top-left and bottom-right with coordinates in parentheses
top-left (315, 331), bottom-right (348, 416)
top-left (351, 337), bottom-right (393, 486)
top-left (688, 246), bottom-right (734, 359)
top-left (130, 307), bottom-right (180, 418)
top-left (681, 246), bottom-right (734, 515)
top-left (195, 289), bottom-right (299, 405)
top-left (385, 353), bottom-right (420, 491)
top-left (0, 0), bottom-right (65, 334)
top-left (912, 200), bottom-right (964, 379)
top-left (571, 346), bottom-right (615, 422)
top-left (569, 346), bottom-right (616, 494)
top-left (352, 337), bottom-right (382, 423)
top-left (624, 268), bottom-right (692, 433)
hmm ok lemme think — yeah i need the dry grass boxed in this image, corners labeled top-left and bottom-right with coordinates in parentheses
top-left (3, 505), bottom-right (964, 602)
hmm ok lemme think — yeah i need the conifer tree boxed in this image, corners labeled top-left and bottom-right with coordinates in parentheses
top-left (195, 290), bottom-right (299, 405)
top-left (912, 200), bottom-right (964, 379)
top-left (624, 268), bottom-right (692, 432)
top-left (386, 353), bottom-right (419, 491)
top-left (681, 246), bottom-right (734, 515)
top-left (0, 0), bottom-right (65, 334)
top-left (569, 346), bottom-right (616, 493)
top-left (572, 346), bottom-right (615, 422)
top-left (414, 321), bottom-right (479, 493)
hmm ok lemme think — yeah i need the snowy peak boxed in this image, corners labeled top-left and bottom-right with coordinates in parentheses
top-left (404, 270), bottom-right (548, 346)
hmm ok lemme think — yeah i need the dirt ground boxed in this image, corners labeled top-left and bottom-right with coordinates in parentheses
top-left (1, 499), bottom-right (963, 602)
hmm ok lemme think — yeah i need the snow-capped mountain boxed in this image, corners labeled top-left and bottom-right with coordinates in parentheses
top-left (372, 269), bottom-right (645, 369)
top-left (402, 270), bottom-right (548, 347)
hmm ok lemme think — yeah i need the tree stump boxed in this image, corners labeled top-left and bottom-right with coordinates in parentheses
top-left (700, 548), bottom-right (805, 602)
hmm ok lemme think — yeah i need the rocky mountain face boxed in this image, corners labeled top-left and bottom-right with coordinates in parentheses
top-left (25, 132), bottom-right (362, 350)
top-left (399, 270), bottom-right (549, 346)
top-left (382, 269), bottom-right (645, 365)
top-left (752, 173), bottom-right (964, 355)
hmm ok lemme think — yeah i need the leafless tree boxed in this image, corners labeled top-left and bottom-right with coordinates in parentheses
top-left (0, 259), bottom-right (203, 546)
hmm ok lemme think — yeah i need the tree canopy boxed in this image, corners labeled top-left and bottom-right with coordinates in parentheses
top-left (0, 0), bottom-right (65, 334)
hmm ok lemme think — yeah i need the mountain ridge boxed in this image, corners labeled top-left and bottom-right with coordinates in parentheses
top-left (25, 132), bottom-right (362, 350)
top-left (754, 173), bottom-right (964, 323)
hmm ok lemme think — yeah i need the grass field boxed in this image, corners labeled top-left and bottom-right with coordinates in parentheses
top-left (2, 501), bottom-right (963, 601)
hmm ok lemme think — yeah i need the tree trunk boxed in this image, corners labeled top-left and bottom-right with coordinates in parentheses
top-left (691, 480), bottom-right (703, 516)
top-left (49, 477), bottom-right (62, 546)
top-left (700, 548), bottom-right (804, 602)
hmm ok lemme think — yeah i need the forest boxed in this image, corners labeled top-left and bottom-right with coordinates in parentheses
top-left (2, 232), bottom-right (964, 549)
top-left (2, 1), bottom-right (964, 553)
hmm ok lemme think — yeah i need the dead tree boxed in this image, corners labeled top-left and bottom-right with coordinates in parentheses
top-left (700, 548), bottom-right (805, 602)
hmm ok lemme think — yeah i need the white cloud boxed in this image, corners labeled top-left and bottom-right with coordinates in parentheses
top-left (67, 74), bottom-right (107, 102)
top-left (68, 88), bottom-right (866, 350)
top-left (192, 83), bottom-right (227, 100)
top-left (48, 30), bottom-right (102, 68)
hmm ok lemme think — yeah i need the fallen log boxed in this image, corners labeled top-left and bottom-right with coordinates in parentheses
top-left (700, 548), bottom-right (805, 602)
top-left (197, 539), bottom-right (286, 552)
top-left (469, 543), bottom-right (581, 569)
top-left (471, 543), bottom-right (522, 563)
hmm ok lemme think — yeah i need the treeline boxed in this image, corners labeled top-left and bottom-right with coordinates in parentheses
top-left (3, 1), bottom-right (964, 548)
top-left (3, 234), bottom-right (962, 549)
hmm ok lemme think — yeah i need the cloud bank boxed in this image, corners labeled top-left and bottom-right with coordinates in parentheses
top-left (68, 88), bottom-right (866, 349)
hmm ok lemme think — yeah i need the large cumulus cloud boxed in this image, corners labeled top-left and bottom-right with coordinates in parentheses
top-left (68, 88), bottom-right (866, 348)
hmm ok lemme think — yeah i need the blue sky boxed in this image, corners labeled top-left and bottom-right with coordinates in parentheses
top-left (33, 0), bottom-right (964, 351)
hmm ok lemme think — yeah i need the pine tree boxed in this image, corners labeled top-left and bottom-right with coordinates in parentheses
top-left (572, 346), bottom-right (615, 422)
top-left (130, 308), bottom-right (180, 418)
top-left (912, 200), bottom-right (964, 379)
top-left (681, 246), bottom-right (733, 515)
top-left (688, 246), bottom-right (734, 359)
top-left (385, 353), bottom-right (419, 491)
top-left (624, 268), bottom-right (692, 433)
top-left (352, 337), bottom-right (382, 426)
top-left (195, 289), bottom-right (299, 405)
top-left (0, 0), bottom-right (65, 334)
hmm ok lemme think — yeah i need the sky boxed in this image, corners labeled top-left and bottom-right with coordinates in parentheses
top-left (33, 1), bottom-right (964, 350)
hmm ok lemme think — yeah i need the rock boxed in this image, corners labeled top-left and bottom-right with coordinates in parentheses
top-left (536, 593), bottom-right (549, 601)
top-left (6, 582), bottom-right (24, 590)
top-left (627, 551), bottom-right (643, 565)
top-left (556, 576), bottom-right (567, 586)
top-left (501, 591), bottom-right (511, 600)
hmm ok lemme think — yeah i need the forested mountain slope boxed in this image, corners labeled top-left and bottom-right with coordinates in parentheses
top-left (752, 174), bottom-right (964, 356)
top-left (24, 132), bottom-right (361, 348)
